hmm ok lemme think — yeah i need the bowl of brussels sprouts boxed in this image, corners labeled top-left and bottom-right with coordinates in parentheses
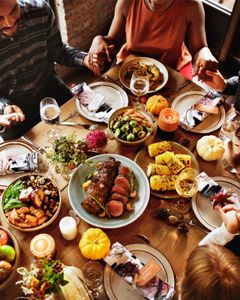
top-left (108, 106), bottom-right (157, 147)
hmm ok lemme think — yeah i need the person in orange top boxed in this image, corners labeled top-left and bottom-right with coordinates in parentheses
top-left (89, 0), bottom-right (217, 80)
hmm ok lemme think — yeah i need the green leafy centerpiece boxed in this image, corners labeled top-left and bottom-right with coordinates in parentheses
top-left (17, 256), bottom-right (68, 300)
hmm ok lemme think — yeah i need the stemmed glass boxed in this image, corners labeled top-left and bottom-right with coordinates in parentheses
top-left (175, 167), bottom-right (198, 198)
top-left (82, 261), bottom-right (103, 299)
top-left (130, 69), bottom-right (150, 107)
top-left (40, 97), bottom-right (60, 138)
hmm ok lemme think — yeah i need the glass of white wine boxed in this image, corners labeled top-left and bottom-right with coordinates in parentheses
top-left (175, 167), bottom-right (198, 198)
top-left (130, 69), bottom-right (150, 107)
top-left (40, 97), bottom-right (60, 138)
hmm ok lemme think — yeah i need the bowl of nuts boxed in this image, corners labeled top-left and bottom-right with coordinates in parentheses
top-left (0, 174), bottom-right (61, 231)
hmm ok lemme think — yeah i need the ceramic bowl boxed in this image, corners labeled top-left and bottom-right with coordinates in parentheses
top-left (108, 106), bottom-right (157, 147)
top-left (0, 174), bottom-right (61, 232)
top-left (0, 226), bottom-right (20, 291)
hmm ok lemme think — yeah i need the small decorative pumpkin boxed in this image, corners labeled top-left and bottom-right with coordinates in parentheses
top-left (79, 228), bottom-right (111, 260)
top-left (196, 135), bottom-right (225, 161)
top-left (146, 95), bottom-right (168, 115)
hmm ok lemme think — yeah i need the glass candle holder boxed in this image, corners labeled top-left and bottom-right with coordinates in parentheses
top-left (175, 167), bottom-right (198, 198)
top-left (158, 108), bottom-right (179, 132)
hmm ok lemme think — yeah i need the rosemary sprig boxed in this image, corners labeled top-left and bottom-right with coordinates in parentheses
top-left (91, 196), bottom-right (111, 218)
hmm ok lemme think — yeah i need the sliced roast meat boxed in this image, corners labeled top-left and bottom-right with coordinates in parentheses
top-left (114, 176), bottom-right (130, 192)
top-left (118, 166), bottom-right (130, 177)
top-left (106, 200), bottom-right (124, 217)
top-left (82, 157), bottom-right (120, 214)
top-left (111, 185), bottom-right (128, 197)
top-left (110, 193), bottom-right (128, 204)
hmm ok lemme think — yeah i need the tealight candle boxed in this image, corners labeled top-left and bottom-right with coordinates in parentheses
top-left (30, 234), bottom-right (56, 258)
top-left (59, 216), bottom-right (78, 240)
top-left (158, 108), bottom-right (179, 132)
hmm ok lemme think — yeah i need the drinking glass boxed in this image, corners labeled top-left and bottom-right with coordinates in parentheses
top-left (175, 167), bottom-right (198, 198)
top-left (219, 106), bottom-right (240, 141)
top-left (82, 261), bottom-right (103, 298)
top-left (130, 69), bottom-right (150, 107)
top-left (40, 97), bottom-right (60, 138)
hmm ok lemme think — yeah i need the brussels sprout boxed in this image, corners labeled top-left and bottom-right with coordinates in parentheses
top-left (123, 115), bottom-right (130, 122)
top-left (127, 133), bottom-right (135, 141)
top-left (129, 120), bottom-right (137, 127)
top-left (114, 128), bottom-right (121, 137)
top-left (121, 124), bottom-right (130, 132)
top-left (146, 126), bottom-right (152, 132)
top-left (113, 120), bottom-right (121, 129)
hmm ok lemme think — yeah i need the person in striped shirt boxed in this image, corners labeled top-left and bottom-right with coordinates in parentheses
top-left (0, 0), bottom-right (94, 140)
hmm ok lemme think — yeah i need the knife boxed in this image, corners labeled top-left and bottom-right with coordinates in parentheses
top-left (58, 122), bottom-right (98, 130)
top-left (21, 135), bottom-right (45, 154)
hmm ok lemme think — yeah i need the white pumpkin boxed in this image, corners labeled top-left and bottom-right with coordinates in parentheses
top-left (196, 135), bottom-right (225, 161)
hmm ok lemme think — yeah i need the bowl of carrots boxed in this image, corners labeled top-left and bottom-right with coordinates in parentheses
top-left (108, 107), bottom-right (157, 147)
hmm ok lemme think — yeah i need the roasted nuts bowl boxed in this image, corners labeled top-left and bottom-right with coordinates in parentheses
top-left (0, 226), bottom-right (20, 291)
top-left (0, 174), bottom-right (61, 232)
top-left (108, 106), bottom-right (157, 147)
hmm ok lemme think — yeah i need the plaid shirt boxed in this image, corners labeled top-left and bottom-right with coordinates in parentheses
top-left (0, 0), bottom-right (86, 102)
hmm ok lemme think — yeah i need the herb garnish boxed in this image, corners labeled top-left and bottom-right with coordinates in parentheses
top-left (91, 196), bottom-right (111, 218)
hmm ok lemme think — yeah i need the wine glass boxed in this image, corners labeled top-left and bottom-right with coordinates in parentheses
top-left (40, 97), bottom-right (60, 138)
top-left (82, 261), bottom-right (103, 298)
top-left (175, 167), bottom-right (198, 198)
top-left (130, 69), bottom-right (150, 107)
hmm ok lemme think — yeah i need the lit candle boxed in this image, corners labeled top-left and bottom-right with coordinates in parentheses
top-left (158, 108), bottom-right (179, 132)
top-left (59, 216), bottom-right (78, 240)
top-left (30, 234), bottom-right (56, 258)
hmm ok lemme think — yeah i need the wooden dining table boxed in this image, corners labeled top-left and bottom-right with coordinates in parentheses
top-left (0, 57), bottom-right (239, 300)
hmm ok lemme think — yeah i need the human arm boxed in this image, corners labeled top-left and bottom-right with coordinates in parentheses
top-left (215, 204), bottom-right (240, 234)
top-left (186, 0), bottom-right (218, 78)
top-left (88, 0), bottom-right (130, 75)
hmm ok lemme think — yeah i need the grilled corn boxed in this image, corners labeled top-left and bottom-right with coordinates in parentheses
top-left (175, 154), bottom-right (192, 167)
top-left (155, 152), bottom-right (174, 164)
top-left (147, 163), bottom-right (172, 176)
top-left (150, 175), bottom-right (178, 191)
top-left (162, 151), bottom-right (185, 174)
top-left (148, 141), bottom-right (171, 157)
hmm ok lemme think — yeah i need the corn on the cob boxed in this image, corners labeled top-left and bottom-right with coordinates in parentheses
top-left (162, 151), bottom-right (185, 174)
top-left (150, 175), bottom-right (178, 191)
top-left (155, 152), bottom-right (174, 164)
top-left (61, 266), bottom-right (92, 300)
top-left (175, 154), bottom-right (192, 167)
top-left (147, 163), bottom-right (172, 176)
top-left (148, 141), bottom-right (171, 157)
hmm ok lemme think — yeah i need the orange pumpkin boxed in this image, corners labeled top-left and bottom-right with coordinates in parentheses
top-left (146, 95), bottom-right (168, 115)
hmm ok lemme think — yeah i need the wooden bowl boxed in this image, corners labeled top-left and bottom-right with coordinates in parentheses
top-left (108, 106), bottom-right (157, 147)
top-left (0, 174), bottom-right (61, 232)
top-left (0, 226), bottom-right (20, 291)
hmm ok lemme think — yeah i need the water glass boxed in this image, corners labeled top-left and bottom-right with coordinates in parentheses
top-left (130, 69), bottom-right (149, 106)
top-left (175, 167), bottom-right (198, 198)
top-left (83, 261), bottom-right (103, 298)
top-left (40, 97), bottom-right (60, 138)
top-left (219, 106), bottom-right (240, 141)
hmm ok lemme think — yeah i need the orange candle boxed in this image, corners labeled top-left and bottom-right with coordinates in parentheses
top-left (158, 108), bottom-right (179, 132)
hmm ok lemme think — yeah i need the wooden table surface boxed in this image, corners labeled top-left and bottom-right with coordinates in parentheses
top-left (0, 59), bottom-right (238, 300)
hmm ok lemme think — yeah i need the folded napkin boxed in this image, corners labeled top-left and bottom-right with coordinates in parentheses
top-left (180, 91), bottom-right (224, 131)
top-left (104, 242), bottom-right (175, 300)
top-left (0, 151), bottom-right (38, 175)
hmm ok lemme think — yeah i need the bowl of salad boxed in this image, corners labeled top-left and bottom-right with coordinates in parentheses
top-left (108, 107), bottom-right (157, 147)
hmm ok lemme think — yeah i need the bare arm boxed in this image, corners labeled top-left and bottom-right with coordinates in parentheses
top-left (186, 0), bottom-right (218, 77)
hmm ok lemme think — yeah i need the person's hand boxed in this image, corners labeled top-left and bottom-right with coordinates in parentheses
top-left (193, 47), bottom-right (218, 80)
top-left (215, 204), bottom-right (240, 234)
top-left (2, 105), bottom-right (25, 127)
top-left (201, 69), bottom-right (227, 92)
top-left (84, 52), bottom-right (109, 76)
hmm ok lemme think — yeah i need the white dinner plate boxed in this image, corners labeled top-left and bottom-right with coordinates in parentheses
top-left (75, 81), bottom-right (128, 123)
top-left (104, 244), bottom-right (175, 300)
top-left (68, 154), bottom-right (150, 229)
top-left (0, 141), bottom-right (34, 186)
top-left (192, 176), bottom-right (240, 231)
top-left (119, 57), bottom-right (168, 93)
top-left (171, 91), bottom-right (225, 133)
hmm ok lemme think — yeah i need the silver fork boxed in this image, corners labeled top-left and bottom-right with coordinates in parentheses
top-left (222, 158), bottom-right (239, 174)
top-left (58, 122), bottom-right (98, 130)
